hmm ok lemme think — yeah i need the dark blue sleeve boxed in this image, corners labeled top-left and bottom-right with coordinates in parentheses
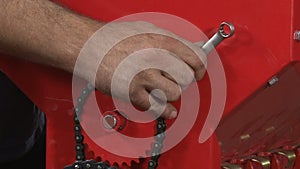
top-left (0, 70), bottom-right (45, 163)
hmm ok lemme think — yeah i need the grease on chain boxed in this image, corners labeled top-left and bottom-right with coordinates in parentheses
top-left (64, 83), bottom-right (167, 169)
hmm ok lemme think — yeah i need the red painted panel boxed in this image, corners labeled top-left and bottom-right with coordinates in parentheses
top-left (1, 0), bottom-right (300, 168)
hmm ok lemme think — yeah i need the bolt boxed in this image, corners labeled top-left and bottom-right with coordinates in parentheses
top-left (74, 164), bottom-right (80, 169)
top-left (294, 30), bottom-right (300, 41)
top-left (268, 76), bottom-right (279, 86)
top-left (103, 114), bottom-right (117, 129)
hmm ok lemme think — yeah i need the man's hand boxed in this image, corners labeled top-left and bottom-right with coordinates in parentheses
top-left (78, 21), bottom-right (207, 119)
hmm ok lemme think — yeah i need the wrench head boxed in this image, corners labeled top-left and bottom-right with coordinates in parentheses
top-left (219, 22), bottom-right (235, 38)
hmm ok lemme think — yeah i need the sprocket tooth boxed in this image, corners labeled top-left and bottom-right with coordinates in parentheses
top-left (83, 140), bottom-right (140, 168)
top-left (84, 143), bottom-right (96, 160)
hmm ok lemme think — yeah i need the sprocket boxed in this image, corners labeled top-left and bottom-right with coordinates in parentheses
top-left (83, 136), bottom-right (141, 169)
top-left (73, 84), bottom-right (163, 169)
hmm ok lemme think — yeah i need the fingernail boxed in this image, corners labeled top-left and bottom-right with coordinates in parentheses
top-left (168, 111), bottom-right (177, 119)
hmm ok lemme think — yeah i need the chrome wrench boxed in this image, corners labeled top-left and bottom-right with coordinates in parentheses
top-left (201, 22), bottom-right (235, 54)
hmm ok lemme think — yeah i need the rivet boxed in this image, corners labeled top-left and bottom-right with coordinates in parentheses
top-left (294, 30), bottom-right (300, 41)
top-left (240, 134), bottom-right (250, 140)
top-left (267, 76), bottom-right (279, 86)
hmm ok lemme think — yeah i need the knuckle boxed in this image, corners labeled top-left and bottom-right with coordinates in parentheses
top-left (131, 94), bottom-right (148, 109)
top-left (138, 69), bottom-right (158, 84)
top-left (194, 59), bottom-right (205, 70)
top-left (168, 64), bottom-right (193, 86)
top-left (178, 69), bottom-right (194, 88)
top-left (195, 68), bottom-right (206, 80)
top-left (186, 55), bottom-right (206, 81)
top-left (167, 85), bottom-right (181, 101)
top-left (129, 87), bottom-right (149, 109)
top-left (129, 82), bottom-right (139, 97)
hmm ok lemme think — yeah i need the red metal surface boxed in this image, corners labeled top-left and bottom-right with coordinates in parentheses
top-left (0, 0), bottom-right (300, 169)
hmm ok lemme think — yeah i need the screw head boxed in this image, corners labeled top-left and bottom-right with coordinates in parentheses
top-left (268, 76), bottom-right (279, 86)
top-left (294, 30), bottom-right (300, 41)
top-left (103, 114), bottom-right (117, 129)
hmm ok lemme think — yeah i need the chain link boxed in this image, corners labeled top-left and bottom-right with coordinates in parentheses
top-left (148, 118), bottom-right (166, 169)
top-left (64, 83), bottom-right (166, 169)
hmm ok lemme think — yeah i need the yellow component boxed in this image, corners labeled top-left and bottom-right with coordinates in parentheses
top-left (250, 156), bottom-right (271, 169)
top-left (275, 150), bottom-right (296, 168)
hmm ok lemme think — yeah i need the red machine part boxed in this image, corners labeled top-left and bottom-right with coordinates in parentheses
top-left (0, 0), bottom-right (300, 169)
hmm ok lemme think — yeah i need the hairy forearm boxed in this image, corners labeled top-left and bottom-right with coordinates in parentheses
top-left (0, 0), bottom-right (104, 73)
